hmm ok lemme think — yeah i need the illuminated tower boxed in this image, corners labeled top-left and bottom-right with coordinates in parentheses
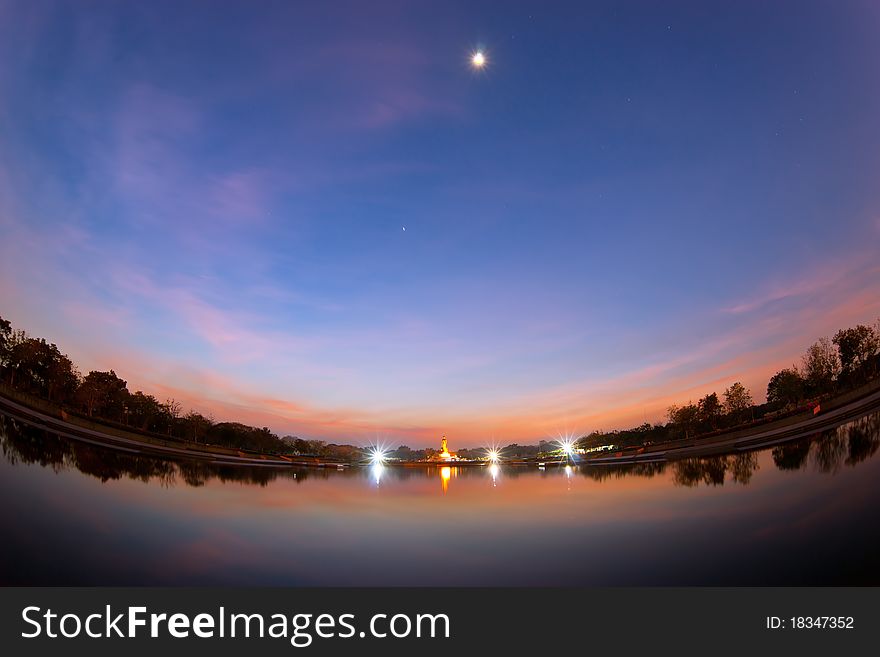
top-left (439, 435), bottom-right (454, 460)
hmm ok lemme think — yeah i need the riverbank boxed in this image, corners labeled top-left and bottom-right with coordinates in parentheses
top-left (0, 393), bottom-right (348, 469)
top-left (586, 382), bottom-right (880, 465)
top-left (3, 380), bottom-right (880, 469)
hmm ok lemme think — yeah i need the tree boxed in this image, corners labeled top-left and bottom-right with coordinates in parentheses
top-left (802, 337), bottom-right (840, 393)
top-left (766, 368), bottom-right (804, 406)
top-left (164, 398), bottom-right (182, 420)
top-left (291, 438), bottom-right (312, 454)
top-left (0, 315), bottom-right (11, 369)
top-left (76, 370), bottom-right (129, 419)
top-left (3, 332), bottom-right (31, 387)
top-left (307, 439), bottom-right (327, 456)
top-left (163, 398), bottom-right (182, 436)
top-left (4, 337), bottom-right (77, 401)
top-left (183, 411), bottom-right (213, 443)
top-left (698, 392), bottom-right (722, 430)
top-left (833, 325), bottom-right (878, 377)
top-left (667, 402), bottom-right (700, 439)
top-left (205, 422), bottom-right (289, 453)
top-left (127, 391), bottom-right (163, 431)
top-left (723, 382), bottom-right (753, 415)
top-left (45, 350), bottom-right (79, 402)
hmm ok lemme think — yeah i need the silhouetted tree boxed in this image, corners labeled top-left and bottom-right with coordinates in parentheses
top-left (76, 370), bottom-right (129, 419)
top-left (161, 398), bottom-right (182, 436)
top-left (0, 316), bottom-right (11, 369)
top-left (833, 324), bottom-right (878, 379)
top-left (183, 411), bottom-right (213, 443)
top-left (126, 391), bottom-right (163, 431)
top-left (802, 337), bottom-right (840, 394)
top-left (205, 422), bottom-right (293, 453)
top-left (723, 382), bottom-right (753, 416)
top-left (698, 392), bottom-right (722, 430)
top-left (4, 337), bottom-right (78, 402)
top-left (767, 368), bottom-right (804, 407)
top-left (668, 402), bottom-right (700, 439)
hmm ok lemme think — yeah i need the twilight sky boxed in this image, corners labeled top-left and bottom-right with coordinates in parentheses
top-left (1, 0), bottom-right (879, 446)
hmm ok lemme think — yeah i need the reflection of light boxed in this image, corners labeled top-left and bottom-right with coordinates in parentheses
top-left (368, 447), bottom-right (387, 465)
top-left (371, 463), bottom-right (384, 486)
top-left (488, 463), bottom-right (500, 486)
top-left (440, 466), bottom-right (451, 494)
top-left (565, 464), bottom-right (573, 478)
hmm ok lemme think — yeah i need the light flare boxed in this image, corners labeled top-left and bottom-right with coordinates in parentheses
top-left (366, 439), bottom-right (390, 466)
top-left (554, 430), bottom-right (581, 461)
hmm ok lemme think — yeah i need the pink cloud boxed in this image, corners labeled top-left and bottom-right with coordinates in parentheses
top-left (720, 251), bottom-right (880, 315)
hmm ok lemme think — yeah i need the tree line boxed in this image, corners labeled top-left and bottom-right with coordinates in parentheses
top-left (0, 314), bottom-right (347, 456)
top-left (577, 318), bottom-right (880, 451)
top-left (2, 313), bottom-right (879, 457)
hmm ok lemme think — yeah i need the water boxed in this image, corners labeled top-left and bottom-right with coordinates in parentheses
top-left (1, 411), bottom-right (879, 585)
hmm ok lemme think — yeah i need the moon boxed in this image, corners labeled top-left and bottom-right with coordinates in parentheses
top-left (402, 226), bottom-right (406, 232)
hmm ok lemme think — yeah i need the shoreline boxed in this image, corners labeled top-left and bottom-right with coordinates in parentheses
top-left (587, 385), bottom-right (880, 465)
top-left (2, 384), bottom-right (880, 469)
top-left (0, 394), bottom-right (348, 469)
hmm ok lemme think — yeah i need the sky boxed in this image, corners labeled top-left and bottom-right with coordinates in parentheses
top-left (1, 0), bottom-right (879, 446)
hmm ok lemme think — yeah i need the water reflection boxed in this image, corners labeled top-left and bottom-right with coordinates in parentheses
top-left (670, 453), bottom-right (759, 487)
top-left (3, 410), bottom-right (880, 586)
top-left (575, 412), bottom-right (880, 488)
top-left (772, 412), bottom-right (880, 474)
top-left (1, 410), bottom-right (880, 491)
top-left (0, 413), bottom-right (309, 488)
top-left (440, 466), bottom-right (452, 494)
top-left (488, 463), bottom-right (500, 487)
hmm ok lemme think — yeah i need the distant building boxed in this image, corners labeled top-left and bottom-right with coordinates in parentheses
top-left (437, 435), bottom-right (456, 461)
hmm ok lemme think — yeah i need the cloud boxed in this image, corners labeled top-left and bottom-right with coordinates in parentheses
top-left (110, 83), bottom-right (278, 240)
top-left (720, 252), bottom-right (880, 315)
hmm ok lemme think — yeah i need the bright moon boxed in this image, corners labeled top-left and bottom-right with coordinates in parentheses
top-left (471, 51), bottom-right (486, 68)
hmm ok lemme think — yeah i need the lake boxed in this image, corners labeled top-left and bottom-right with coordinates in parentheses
top-left (1, 410), bottom-right (879, 585)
